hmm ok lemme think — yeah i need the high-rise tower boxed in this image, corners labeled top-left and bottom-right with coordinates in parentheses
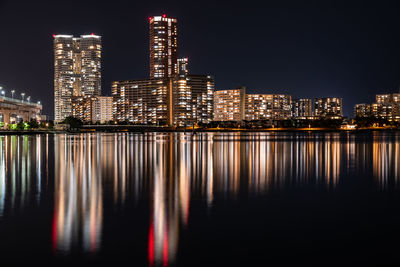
top-left (54, 34), bottom-right (101, 122)
top-left (149, 15), bottom-right (178, 78)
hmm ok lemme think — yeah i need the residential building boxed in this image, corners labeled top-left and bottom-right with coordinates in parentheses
top-left (54, 34), bottom-right (101, 122)
top-left (149, 15), bottom-right (178, 78)
top-left (354, 93), bottom-right (400, 121)
top-left (112, 75), bottom-right (214, 126)
top-left (292, 98), bottom-right (312, 118)
top-left (314, 97), bottom-right (343, 119)
top-left (245, 94), bottom-right (291, 120)
top-left (354, 103), bottom-right (371, 118)
top-left (93, 96), bottom-right (113, 123)
top-left (171, 74), bottom-right (214, 126)
top-left (112, 79), bottom-right (169, 125)
top-left (214, 87), bottom-right (246, 121)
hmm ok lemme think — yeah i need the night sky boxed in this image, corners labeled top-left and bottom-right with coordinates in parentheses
top-left (1, 0), bottom-right (400, 117)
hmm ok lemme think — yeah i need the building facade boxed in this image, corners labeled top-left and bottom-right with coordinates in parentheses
top-left (354, 103), bottom-right (371, 118)
top-left (112, 75), bottom-right (214, 126)
top-left (314, 97), bottom-right (343, 119)
top-left (171, 74), bottom-right (214, 126)
top-left (291, 98), bottom-right (312, 118)
top-left (245, 94), bottom-right (292, 120)
top-left (112, 79), bottom-right (169, 125)
top-left (149, 15), bottom-right (178, 79)
top-left (93, 96), bottom-right (113, 123)
top-left (54, 34), bottom-right (102, 122)
top-left (72, 95), bottom-right (113, 123)
top-left (214, 88), bottom-right (246, 121)
top-left (354, 93), bottom-right (400, 121)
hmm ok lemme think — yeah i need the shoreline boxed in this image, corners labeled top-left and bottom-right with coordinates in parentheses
top-left (0, 127), bottom-right (400, 135)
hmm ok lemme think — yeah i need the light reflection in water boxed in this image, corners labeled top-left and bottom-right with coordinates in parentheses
top-left (53, 134), bottom-right (103, 254)
top-left (1, 132), bottom-right (399, 264)
top-left (0, 135), bottom-right (47, 217)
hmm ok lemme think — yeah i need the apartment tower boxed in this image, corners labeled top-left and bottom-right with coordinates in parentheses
top-left (149, 15), bottom-right (178, 78)
top-left (54, 34), bottom-right (101, 122)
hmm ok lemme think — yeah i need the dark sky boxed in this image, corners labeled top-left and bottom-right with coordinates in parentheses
top-left (1, 0), bottom-right (400, 117)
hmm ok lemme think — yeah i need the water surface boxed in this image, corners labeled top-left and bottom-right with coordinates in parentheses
top-left (0, 132), bottom-right (399, 266)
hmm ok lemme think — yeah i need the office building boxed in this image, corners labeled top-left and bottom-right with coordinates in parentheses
top-left (292, 98), bottom-right (312, 118)
top-left (149, 15), bottom-right (178, 78)
top-left (214, 87), bottom-right (246, 121)
top-left (314, 97), bottom-right (342, 119)
top-left (54, 34), bottom-right (101, 122)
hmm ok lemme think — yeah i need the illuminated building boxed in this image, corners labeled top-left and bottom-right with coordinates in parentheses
top-left (214, 87), bottom-right (246, 121)
top-left (291, 98), bottom-right (312, 118)
top-left (314, 97), bottom-right (343, 119)
top-left (72, 95), bottom-right (113, 123)
top-left (171, 74), bottom-right (214, 126)
top-left (112, 79), bottom-right (169, 125)
top-left (245, 94), bottom-right (292, 120)
top-left (112, 75), bottom-right (214, 126)
top-left (214, 88), bottom-right (292, 121)
top-left (354, 103), bottom-right (371, 118)
top-left (149, 15), bottom-right (178, 78)
top-left (71, 95), bottom-right (94, 122)
top-left (375, 93), bottom-right (400, 104)
top-left (177, 58), bottom-right (188, 75)
top-left (112, 16), bottom-right (214, 126)
top-left (92, 96), bottom-right (113, 123)
top-left (354, 93), bottom-right (400, 121)
top-left (54, 34), bottom-right (102, 122)
top-left (371, 103), bottom-right (400, 121)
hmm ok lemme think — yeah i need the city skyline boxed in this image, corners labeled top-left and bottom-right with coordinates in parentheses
top-left (2, 1), bottom-right (400, 117)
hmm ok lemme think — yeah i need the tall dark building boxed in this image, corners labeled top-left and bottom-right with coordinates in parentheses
top-left (149, 15), bottom-right (178, 78)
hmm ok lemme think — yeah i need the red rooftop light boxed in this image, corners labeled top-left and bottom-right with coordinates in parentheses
top-left (162, 14), bottom-right (166, 18)
top-left (52, 34), bottom-right (56, 38)
top-left (91, 33), bottom-right (95, 36)
top-left (148, 16), bottom-right (152, 21)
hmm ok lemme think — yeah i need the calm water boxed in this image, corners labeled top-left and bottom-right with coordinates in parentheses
top-left (0, 132), bottom-right (400, 266)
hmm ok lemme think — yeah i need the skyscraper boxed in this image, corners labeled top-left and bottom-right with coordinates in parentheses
top-left (54, 34), bottom-right (101, 122)
top-left (149, 15), bottom-right (178, 78)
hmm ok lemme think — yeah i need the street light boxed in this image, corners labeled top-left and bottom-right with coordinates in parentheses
top-left (1, 90), bottom-right (4, 97)
top-left (37, 101), bottom-right (41, 105)
top-left (27, 96), bottom-right (31, 103)
top-left (11, 90), bottom-right (15, 99)
top-left (21, 92), bottom-right (25, 101)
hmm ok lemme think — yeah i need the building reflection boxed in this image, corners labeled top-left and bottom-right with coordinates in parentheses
top-left (0, 135), bottom-right (47, 217)
top-left (48, 132), bottom-right (400, 265)
top-left (53, 134), bottom-right (103, 254)
top-left (371, 133), bottom-right (400, 188)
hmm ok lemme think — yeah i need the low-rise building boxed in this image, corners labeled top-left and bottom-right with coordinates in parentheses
top-left (214, 87), bottom-right (246, 121)
top-left (245, 94), bottom-right (291, 120)
top-left (314, 97), bottom-right (343, 119)
top-left (72, 95), bottom-right (114, 123)
top-left (291, 98), bottom-right (313, 118)
top-left (354, 103), bottom-right (371, 118)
